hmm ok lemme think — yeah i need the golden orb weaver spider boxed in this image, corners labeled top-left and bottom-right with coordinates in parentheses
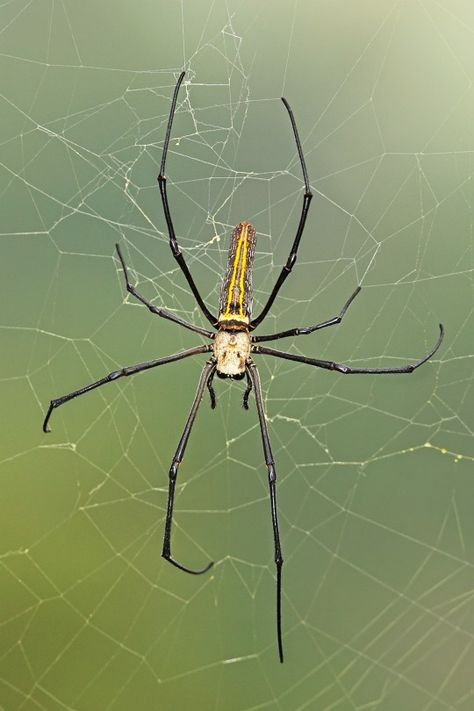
top-left (43, 71), bottom-right (444, 663)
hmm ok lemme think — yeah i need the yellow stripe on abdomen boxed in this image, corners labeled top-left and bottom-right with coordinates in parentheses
top-left (218, 222), bottom-right (257, 326)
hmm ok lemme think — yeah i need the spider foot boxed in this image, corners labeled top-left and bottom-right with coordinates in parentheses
top-left (42, 402), bottom-right (55, 433)
top-left (163, 553), bottom-right (214, 576)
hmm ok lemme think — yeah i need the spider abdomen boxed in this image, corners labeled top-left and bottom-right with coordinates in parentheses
top-left (218, 222), bottom-right (256, 328)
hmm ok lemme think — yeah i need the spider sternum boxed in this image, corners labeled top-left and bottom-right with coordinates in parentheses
top-left (213, 329), bottom-right (252, 378)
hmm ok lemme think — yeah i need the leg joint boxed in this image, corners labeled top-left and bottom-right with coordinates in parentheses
top-left (285, 253), bottom-right (297, 271)
top-left (169, 462), bottom-right (179, 481)
top-left (170, 239), bottom-right (181, 257)
top-left (267, 464), bottom-right (277, 483)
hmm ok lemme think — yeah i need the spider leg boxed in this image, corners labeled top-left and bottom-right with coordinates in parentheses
top-left (253, 286), bottom-right (361, 343)
top-left (242, 370), bottom-right (252, 409)
top-left (247, 361), bottom-right (284, 663)
top-left (116, 244), bottom-right (214, 339)
top-left (206, 368), bottom-right (252, 411)
top-left (206, 367), bottom-right (217, 409)
top-left (252, 324), bottom-right (444, 374)
top-left (162, 359), bottom-right (216, 575)
top-left (158, 72), bottom-right (217, 328)
top-left (250, 97), bottom-right (313, 330)
top-left (42, 345), bottom-right (212, 433)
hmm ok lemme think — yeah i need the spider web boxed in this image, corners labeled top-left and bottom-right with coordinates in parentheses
top-left (1, 1), bottom-right (473, 709)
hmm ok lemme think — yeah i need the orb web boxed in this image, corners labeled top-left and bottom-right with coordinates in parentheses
top-left (0, 1), bottom-right (472, 709)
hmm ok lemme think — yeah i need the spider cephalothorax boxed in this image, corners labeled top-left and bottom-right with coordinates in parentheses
top-left (214, 329), bottom-right (251, 379)
top-left (43, 71), bottom-right (444, 663)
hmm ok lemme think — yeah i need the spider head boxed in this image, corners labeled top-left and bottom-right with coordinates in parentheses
top-left (213, 329), bottom-right (251, 379)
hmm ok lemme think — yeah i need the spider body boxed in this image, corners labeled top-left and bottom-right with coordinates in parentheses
top-left (213, 221), bottom-right (256, 378)
top-left (213, 329), bottom-right (251, 379)
top-left (43, 71), bottom-right (444, 663)
top-left (218, 221), bottom-right (257, 329)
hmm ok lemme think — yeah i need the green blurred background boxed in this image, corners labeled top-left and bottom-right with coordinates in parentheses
top-left (1, 1), bottom-right (473, 709)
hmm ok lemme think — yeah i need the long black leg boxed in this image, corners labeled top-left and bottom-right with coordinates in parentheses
top-left (252, 324), bottom-right (444, 374)
top-left (116, 244), bottom-right (214, 339)
top-left (250, 97), bottom-right (313, 330)
top-left (247, 361), bottom-right (284, 663)
top-left (157, 71), bottom-right (217, 328)
top-left (162, 360), bottom-right (216, 575)
top-left (43, 345), bottom-right (212, 433)
top-left (253, 286), bottom-right (361, 343)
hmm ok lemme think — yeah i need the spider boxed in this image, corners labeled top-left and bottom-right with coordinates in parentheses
top-left (43, 71), bottom-right (444, 663)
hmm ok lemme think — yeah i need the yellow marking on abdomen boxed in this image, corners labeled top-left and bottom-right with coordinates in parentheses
top-left (222, 223), bottom-right (250, 319)
top-left (218, 221), bottom-right (256, 326)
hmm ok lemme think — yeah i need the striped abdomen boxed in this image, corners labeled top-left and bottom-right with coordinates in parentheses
top-left (218, 222), bottom-right (257, 328)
